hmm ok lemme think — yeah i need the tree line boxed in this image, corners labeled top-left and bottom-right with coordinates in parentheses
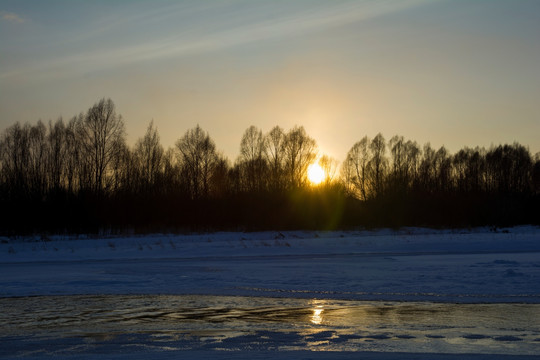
top-left (1, 98), bottom-right (539, 233)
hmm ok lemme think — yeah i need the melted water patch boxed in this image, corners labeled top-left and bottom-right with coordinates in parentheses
top-left (1, 295), bottom-right (539, 356)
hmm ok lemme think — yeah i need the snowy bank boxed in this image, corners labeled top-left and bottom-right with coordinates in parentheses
top-left (2, 226), bottom-right (540, 264)
top-left (1, 227), bottom-right (539, 302)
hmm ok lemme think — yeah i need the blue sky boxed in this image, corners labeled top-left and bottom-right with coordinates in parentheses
top-left (1, 0), bottom-right (539, 160)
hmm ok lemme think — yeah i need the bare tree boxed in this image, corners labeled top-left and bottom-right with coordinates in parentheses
top-left (388, 135), bottom-right (406, 193)
top-left (240, 126), bottom-right (265, 164)
top-left (110, 141), bottom-right (134, 193)
top-left (237, 125), bottom-right (267, 192)
top-left (319, 155), bottom-right (339, 185)
top-left (417, 143), bottom-right (435, 192)
top-left (403, 140), bottom-right (421, 188)
top-left (264, 126), bottom-right (286, 191)
top-left (417, 143), bottom-right (451, 194)
top-left (389, 135), bottom-right (405, 177)
top-left (27, 121), bottom-right (48, 197)
top-left (0, 122), bottom-right (30, 197)
top-left (210, 154), bottom-right (230, 198)
top-left (161, 147), bottom-right (180, 196)
top-left (486, 143), bottom-right (533, 194)
top-left (282, 126), bottom-right (317, 188)
top-left (533, 152), bottom-right (540, 194)
top-left (368, 133), bottom-right (387, 197)
top-left (390, 138), bottom-right (421, 193)
top-left (77, 98), bottom-right (126, 194)
top-left (46, 118), bottom-right (68, 193)
top-left (239, 126), bottom-right (267, 191)
top-left (175, 125), bottom-right (217, 199)
top-left (66, 113), bottom-right (91, 193)
top-left (134, 120), bottom-right (164, 191)
top-left (453, 147), bottom-right (486, 194)
top-left (342, 136), bottom-right (370, 200)
top-left (434, 146), bottom-right (451, 193)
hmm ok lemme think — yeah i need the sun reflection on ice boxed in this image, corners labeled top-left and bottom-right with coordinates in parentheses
top-left (311, 305), bottom-right (324, 325)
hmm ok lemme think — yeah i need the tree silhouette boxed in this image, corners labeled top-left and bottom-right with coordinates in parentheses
top-left (282, 126), bottom-right (317, 189)
top-left (0, 97), bottom-right (538, 233)
top-left (264, 125), bottom-right (286, 191)
top-left (369, 133), bottom-right (387, 198)
top-left (175, 125), bottom-right (218, 199)
top-left (319, 155), bottom-right (339, 186)
top-left (237, 125), bottom-right (267, 193)
top-left (76, 98), bottom-right (126, 194)
top-left (342, 136), bottom-right (370, 200)
top-left (134, 120), bottom-right (164, 193)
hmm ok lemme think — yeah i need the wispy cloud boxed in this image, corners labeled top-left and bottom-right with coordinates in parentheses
top-left (0, 0), bottom-right (434, 80)
top-left (66, 0), bottom-right (435, 69)
top-left (0, 11), bottom-right (24, 23)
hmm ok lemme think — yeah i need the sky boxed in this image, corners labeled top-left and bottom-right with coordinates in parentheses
top-left (1, 0), bottom-right (539, 161)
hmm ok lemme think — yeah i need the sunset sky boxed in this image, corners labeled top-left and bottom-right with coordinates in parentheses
top-left (1, 0), bottom-right (539, 161)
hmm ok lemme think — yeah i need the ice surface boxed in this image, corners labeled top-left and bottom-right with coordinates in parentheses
top-left (1, 227), bottom-right (540, 359)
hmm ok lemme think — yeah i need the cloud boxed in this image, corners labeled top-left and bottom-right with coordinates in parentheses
top-left (0, 0), bottom-right (434, 80)
top-left (0, 11), bottom-right (24, 23)
top-left (72, 0), bottom-right (436, 69)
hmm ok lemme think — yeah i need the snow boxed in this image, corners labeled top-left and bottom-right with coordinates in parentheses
top-left (1, 226), bottom-right (540, 359)
top-left (1, 226), bottom-right (540, 302)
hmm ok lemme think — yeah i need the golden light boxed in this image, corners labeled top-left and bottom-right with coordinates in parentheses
top-left (307, 163), bottom-right (325, 185)
top-left (311, 306), bottom-right (324, 325)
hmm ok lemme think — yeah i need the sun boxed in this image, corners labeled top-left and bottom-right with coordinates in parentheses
top-left (307, 163), bottom-right (325, 185)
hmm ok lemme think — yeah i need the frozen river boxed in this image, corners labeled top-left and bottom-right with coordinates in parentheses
top-left (1, 228), bottom-right (540, 358)
top-left (1, 295), bottom-right (539, 358)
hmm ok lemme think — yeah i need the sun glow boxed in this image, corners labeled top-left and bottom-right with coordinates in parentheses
top-left (307, 163), bottom-right (325, 185)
